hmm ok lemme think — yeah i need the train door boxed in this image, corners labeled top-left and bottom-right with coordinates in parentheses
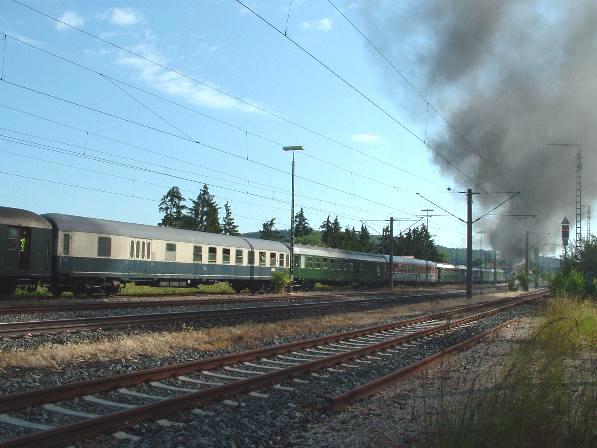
top-left (6, 226), bottom-right (31, 271)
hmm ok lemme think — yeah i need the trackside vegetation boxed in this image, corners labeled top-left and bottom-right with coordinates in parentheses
top-left (423, 297), bottom-right (596, 448)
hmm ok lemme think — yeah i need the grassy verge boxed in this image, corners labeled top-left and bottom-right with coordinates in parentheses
top-left (118, 282), bottom-right (234, 296)
top-left (424, 297), bottom-right (596, 448)
top-left (13, 282), bottom-right (235, 297)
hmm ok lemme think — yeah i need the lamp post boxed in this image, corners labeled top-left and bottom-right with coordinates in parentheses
top-left (283, 145), bottom-right (304, 293)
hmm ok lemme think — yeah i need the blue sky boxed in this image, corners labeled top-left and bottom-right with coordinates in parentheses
top-left (0, 0), bottom-right (497, 249)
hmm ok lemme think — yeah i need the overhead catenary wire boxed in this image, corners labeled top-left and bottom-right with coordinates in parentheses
top-left (0, 149), bottom-right (296, 223)
top-left (0, 32), bottom-right (428, 196)
top-left (0, 106), bottom-right (408, 219)
top-left (0, 102), bottom-right (283, 193)
top-left (234, 0), bottom-right (499, 202)
top-left (7, 2), bottom-right (446, 190)
top-left (326, 0), bottom-right (514, 189)
top-left (1, 78), bottom-right (415, 216)
top-left (0, 133), bottom-right (386, 223)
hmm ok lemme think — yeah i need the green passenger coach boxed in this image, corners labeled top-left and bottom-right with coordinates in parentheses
top-left (292, 245), bottom-right (386, 289)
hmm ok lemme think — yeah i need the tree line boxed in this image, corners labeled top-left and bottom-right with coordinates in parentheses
top-left (158, 185), bottom-right (446, 261)
top-left (158, 185), bottom-right (239, 235)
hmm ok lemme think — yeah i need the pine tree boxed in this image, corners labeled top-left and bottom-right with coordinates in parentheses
top-left (260, 218), bottom-right (281, 241)
top-left (320, 215), bottom-right (332, 246)
top-left (221, 202), bottom-right (239, 235)
top-left (329, 216), bottom-right (342, 248)
top-left (294, 208), bottom-right (312, 237)
top-left (359, 223), bottom-right (374, 253)
top-left (158, 186), bottom-right (186, 228)
top-left (188, 184), bottom-right (221, 233)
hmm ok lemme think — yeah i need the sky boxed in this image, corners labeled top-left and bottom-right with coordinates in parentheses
top-left (0, 0), bottom-right (567, 255)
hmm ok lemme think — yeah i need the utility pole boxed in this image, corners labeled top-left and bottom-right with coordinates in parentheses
top-left (547, 143), bottom-right (582, 249)
top-left (417, 189), bottom-right (519, 300)
top-left (525, 229), bottom-right (530, 292)
top-left (388, 216), bottom-right (394, 290)
top-left (283, 145), bottom-right (304, 293)
top-left (466, 189), bottom-right (473, 299)
top-left (421, 209), bottom-right (434, 230)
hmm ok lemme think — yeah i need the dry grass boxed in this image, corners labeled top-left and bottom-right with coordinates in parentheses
top-left (423, 297), bottom-right (596, 448)
top-left (0, 292), bottom-right (511, 369)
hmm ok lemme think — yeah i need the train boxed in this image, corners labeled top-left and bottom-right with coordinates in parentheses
top-left (0, 206), bottom-right (508, 296)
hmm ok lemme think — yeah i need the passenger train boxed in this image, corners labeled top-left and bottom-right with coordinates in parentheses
top-left (0, 206), bottom-right (508, 296)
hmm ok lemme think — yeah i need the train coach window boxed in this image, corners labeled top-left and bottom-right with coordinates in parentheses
top-left (322, 258), bottom-right (328, 270)
top-left (193, 245), bottom-right (203, 262)
top-left (279, 253), bottom-right (284, 267)
top-left (306, 256), bottom-right (313, 269)
top-left (141, 242), bottom-right (146, 259)
top-left (248, 250), bottom-right (255, 265)
top-left (63, 234), bottom-right (71, 256)
top-left (166, 243), bottom-right (176, 261)
top-left (98, 237), bottom-right (112, 258)
top-left (208, 247), bottom-right (217, 263)
top-left (330, 259), bottom-right (335, 270)
top-left (270, 253), bottom-right (276, 267)
top-left (235, 249), bottom-right (243, 265)
top-left (130, 241), bottom-right (134, 258)
top-left (136, 241), bottom-right (140, 259)
top-left (259, 251), bottom-right (266, 267)
top-left (7, 227), bottom-right (17, 251)
top-left (223, 248), bottom-right (231, 264)
top-left (147, 242), bottom-right (151, 259)
top-left (314, 258), bottom-right (321, 269)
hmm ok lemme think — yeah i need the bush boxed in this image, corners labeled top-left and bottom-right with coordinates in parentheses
top-left (550, 270), bottom-right (586, 297)
top-left (270, 271), bottom-right (291, 293)
top-left (507, 276), bottom-right (518, 291)
top-left (516, 271), bottom-right (529, 291)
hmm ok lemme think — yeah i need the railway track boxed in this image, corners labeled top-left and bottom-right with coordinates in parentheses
top-left (0, 284), bottom-right (502, 315)
top-left (0, 289), bottom-right (495, 337)
top-left (0, 290), bottom-right (546, 447)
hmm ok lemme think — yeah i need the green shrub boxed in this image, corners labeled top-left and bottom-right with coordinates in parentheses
top-left (507, 276), bottom-right (518, 291)
top-left (313, 282), bottom-right (333, 291)
top-left (516, 271), bottom-right (529, 290)
top-left (270, 271), bottom-right (291, 292)
top-left (550, 270), bottom-right (586, 297)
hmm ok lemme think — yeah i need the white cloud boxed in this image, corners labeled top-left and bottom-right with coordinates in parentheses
top-left (108, 7), bottom-right (141, 26)
top-left (115, 45), bottom-right (261, 113)
top-left (301, 18), bottom-right (333, 32)
top-left (55, 11), bottom-right (84, 31)
top-left (351, 133), bottom-right (380, 143)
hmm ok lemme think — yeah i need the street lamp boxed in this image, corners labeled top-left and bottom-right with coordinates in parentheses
top-left (283, 145), bottom-right (304, 293)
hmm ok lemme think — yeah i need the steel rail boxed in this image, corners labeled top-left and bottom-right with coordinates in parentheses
top-left (0, 290), bottom-right (477, 337)
top-left (0, 292), bottom-right (544, 448)
top-left (330, 317), bottom-right (521, 409)
top-left (0, 285), bottom-right (502, 314)
top-left (0, 291), bottom-right (541, 413)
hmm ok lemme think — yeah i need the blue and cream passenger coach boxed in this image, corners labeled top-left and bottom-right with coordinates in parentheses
top-left (43, 213), bottom-right (290, 295)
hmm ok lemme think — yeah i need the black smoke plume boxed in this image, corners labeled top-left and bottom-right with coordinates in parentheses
top-left (361, 0), bottom-right (596, 258)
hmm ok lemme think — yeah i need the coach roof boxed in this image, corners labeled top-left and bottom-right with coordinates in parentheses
top-left (0, 207), bottom-right (52, 229)
top-left (43, 213), bottom-right (289, 252)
